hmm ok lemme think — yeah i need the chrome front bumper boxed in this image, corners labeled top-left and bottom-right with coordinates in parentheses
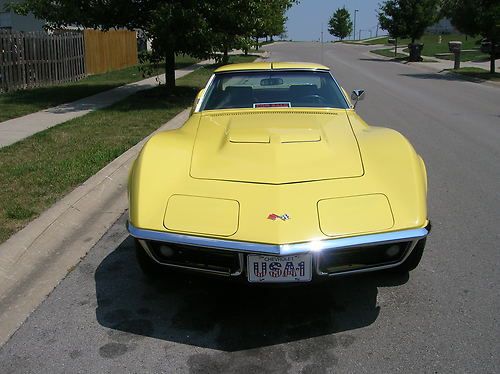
top-left (128, 221), bottom-right (431, 277)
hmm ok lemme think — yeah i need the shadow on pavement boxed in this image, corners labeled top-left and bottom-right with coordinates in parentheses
top-left (95, 236), bottom-right (409, 352)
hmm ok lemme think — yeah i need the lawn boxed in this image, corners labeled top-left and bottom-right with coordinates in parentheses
top-left (447, 67), bottom-right (500, 81)
top-left (364, 34), bottom-right (486, 61)
top-left (371, 48), bottom-right (408, 60)
top-left (0, 54), bottom-right (257, 244)
top-left (0, 54), bottom-right (200, 123)
top-left (431, 50), bottom-right (490, 62)
top-left (370, 47), bottom-right (437, 62)
top-left (358, 36), bottom-right (390, 45)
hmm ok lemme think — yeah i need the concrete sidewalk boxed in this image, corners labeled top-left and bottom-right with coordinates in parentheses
top-left (0, 61), bottom-right (211, 149)
top-left (0, 109), bottom-right (189, 346)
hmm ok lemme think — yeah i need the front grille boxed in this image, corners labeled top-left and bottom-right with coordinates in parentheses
top-left (318, 241), bottom-right (412, 274)
top-left (147, 240), bottom-right (241, 275)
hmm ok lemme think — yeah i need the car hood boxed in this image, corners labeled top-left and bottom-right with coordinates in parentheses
top-left (190, 110), bottom-right (364, 184)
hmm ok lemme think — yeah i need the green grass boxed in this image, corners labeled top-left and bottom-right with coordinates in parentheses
top-left (358, 36), bottom-right (390, 45)
top-left (371, 48), bottom-right (408, 60)
top-left (0, 55), bottom-right (200, 123)
top-left (447, 67), bottom-right (500, 81)
top-left (366, 34), bottom-right (485, 61)
top-left (354, 34), bottom-right (489, 62)
top-left (0, 54), bottom-right (257, 244)
top-left (432, 50), bottom-right (490, 62)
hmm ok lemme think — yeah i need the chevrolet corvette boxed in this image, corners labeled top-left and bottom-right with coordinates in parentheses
top-left (127, 62), bottom-right (430, 283)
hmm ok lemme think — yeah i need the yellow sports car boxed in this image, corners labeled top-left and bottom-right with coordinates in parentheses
top-left (128, 62), bottom-right (430, 283)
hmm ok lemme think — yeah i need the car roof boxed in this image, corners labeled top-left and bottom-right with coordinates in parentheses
top-left (214, 61), bottom-right (330, 73)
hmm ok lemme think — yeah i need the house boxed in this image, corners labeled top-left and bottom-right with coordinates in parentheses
top-left (0, 0), bottom-right (45, 32)
top-left (426, 18), bottom-right (458, 35)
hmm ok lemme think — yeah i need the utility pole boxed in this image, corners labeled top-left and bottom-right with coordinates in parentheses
top-left (353, 9), bottom-right (359, 40)
top-left (320, 23), bottom-right (324, 64)
top-left (359, 29), bottom-right (362, 41)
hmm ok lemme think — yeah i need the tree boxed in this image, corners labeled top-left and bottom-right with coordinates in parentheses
top-left (378, 0), bottom-right (440, 61)
top-left (251, 0), bottom-right (297, 50)
top-left (10, 0), bottom-right (296, 84)
top-left (378, 0), bottom-right (407, 56)
top-left (328, 7), bottom-right (353, 41)
top-left (10, 0), bottom-right (212, 89)
top-left (443, 0), bottom-right (500, 73)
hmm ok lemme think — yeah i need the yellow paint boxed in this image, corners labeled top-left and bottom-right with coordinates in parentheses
top-left (318, 194), bottom-right (394, 237)
top-left (128, 64), bottom-right (428, 244)
top-left (214, 62), bottom-right (329, 73)
top-left (164, 195), bottom-right (239, 236)
top-left (190, 110), bottom-right (363, 184)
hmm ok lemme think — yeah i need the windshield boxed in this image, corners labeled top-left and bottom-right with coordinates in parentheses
top-left (200, 70), bottom-right (349, 111)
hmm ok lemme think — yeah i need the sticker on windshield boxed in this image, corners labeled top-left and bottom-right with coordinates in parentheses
top-left (253, 102), bottom-right (291, 108)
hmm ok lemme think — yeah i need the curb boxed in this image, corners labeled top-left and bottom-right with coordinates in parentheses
top-left (0, 109), bottom-right (190, 347)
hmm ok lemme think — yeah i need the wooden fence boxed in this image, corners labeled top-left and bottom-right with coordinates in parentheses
top-left (84, 29), bottom-right (138, 75)
top-left (0, 31), bottom-right (85, 92)
top-left (0, 29), bottom-right (138, 92)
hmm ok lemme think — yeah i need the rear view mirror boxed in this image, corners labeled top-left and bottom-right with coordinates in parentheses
top-left (260, 78), bottom-right (283, 86)
top-left (351, 89), bottom-right (365, 108)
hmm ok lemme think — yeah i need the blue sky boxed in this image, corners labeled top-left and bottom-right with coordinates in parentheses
top-left (285, 0), bottom-right (386, 41)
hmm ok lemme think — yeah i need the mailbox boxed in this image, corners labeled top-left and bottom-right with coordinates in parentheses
top-left (388, 38), bottom-right (396, 45)
top-left (448, 41), bottom-right (462, 70)
top-left (448, 41), bottom-right (462, 53)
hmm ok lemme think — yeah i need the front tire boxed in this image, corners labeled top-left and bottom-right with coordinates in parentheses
top-left (390, 238), bottom-right (426, 273)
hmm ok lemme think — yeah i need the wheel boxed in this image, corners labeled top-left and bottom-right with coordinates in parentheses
top-left (390, 238), bottom-right (427, 273)
top-left (134, 239), bottom-right (165, 277)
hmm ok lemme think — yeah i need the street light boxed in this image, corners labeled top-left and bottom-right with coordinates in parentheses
top-left (354, 9), bottom-right (359, 40)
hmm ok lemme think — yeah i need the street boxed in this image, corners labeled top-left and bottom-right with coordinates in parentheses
top-left (0, 42), bottom-right (499, 373)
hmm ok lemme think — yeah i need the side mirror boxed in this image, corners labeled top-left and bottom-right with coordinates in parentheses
top-left (350, 89), bottom-right (365, 108)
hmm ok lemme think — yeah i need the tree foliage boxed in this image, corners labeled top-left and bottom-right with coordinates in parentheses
top-left (328, 7), bottom-right (352, 41)
top-left (9, 0), bottom-right (297, 86)
top-left (443, 0), bottom-right (500, 73)
top-left (378, 0), bottom-right (440, 43)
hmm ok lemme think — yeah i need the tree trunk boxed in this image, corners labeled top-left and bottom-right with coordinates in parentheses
top-left (164, 47), bottom-right (176, 90)
top-left (223, 45), bottom-right (229, 64)
top-left (490, 41), bottom-right (496, 74)
top-left (394, 38), bottom-right (398, 57)
top-left (255, 36), bottom-right (259, 51)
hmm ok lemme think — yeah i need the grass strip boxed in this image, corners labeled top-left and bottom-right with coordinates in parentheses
top-left (371, 48), bottom-right (408, 60)
top-left (360, 34), bottom-right (485, 62)
top-left (0, 54), bottom-right (257, 244)
top-left (446, 67), bottom-right (500, 82)
top-left (0, 55), bottom-right (200, 123)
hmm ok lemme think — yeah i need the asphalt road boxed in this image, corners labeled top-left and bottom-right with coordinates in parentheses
top-left (1, 42), bottom-right (499, 373)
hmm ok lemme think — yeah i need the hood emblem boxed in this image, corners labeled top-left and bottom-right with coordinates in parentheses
top-left (267, 213), bottom-right (290, 221)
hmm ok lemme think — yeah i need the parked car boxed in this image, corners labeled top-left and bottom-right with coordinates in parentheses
top-left (128, 62), bottom-right (430, 284)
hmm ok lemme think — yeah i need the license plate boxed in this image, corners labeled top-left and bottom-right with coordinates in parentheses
top-left (247, 254), bottom-right (312, 283)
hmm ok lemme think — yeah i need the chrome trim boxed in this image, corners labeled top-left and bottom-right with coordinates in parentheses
top-left (128, 222), bottom-right (429, 256)
top-left (138, 239), bottom-right (243, 277)
top-left (194, 74), bottom-right (215, 113)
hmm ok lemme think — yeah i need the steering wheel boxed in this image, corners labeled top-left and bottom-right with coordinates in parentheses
top-left (301, 94), bottom-right (327, 104)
